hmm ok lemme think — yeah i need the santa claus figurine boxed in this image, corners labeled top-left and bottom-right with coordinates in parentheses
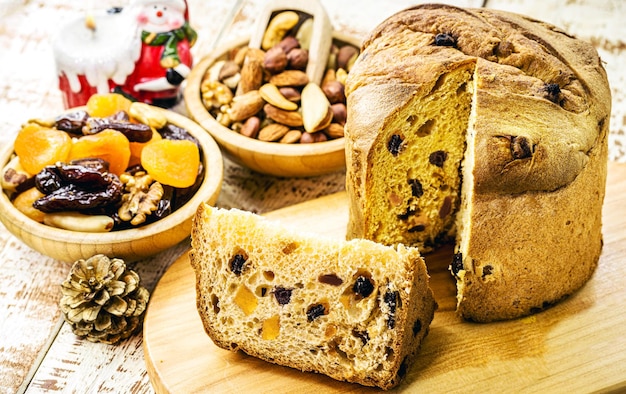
top-left (119, 0), bottom-right (197, 107)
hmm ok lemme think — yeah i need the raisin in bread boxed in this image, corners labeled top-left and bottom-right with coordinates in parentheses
top-left (344, 4), bottom-right (611, 322)
top-left (189, 204), bottom-right (437, 390)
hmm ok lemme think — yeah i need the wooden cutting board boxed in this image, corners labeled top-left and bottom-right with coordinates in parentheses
top-left (143, 162), bottom-right (626, 393)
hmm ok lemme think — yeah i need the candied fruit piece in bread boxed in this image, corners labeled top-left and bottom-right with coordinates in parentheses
top-left (189, 204), bottom-right (437, 390)
top-left (344, 4), bottom-right (610, 322)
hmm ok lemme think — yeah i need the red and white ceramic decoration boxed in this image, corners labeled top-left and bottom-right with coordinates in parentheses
top-left (53, 0), bottom-right (197, 109)
top-left (118, 0), bottom-right (197, 107)
top-left (53, 10), bottom-right (140, 108)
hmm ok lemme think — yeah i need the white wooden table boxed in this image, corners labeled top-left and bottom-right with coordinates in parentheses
top-left (0, 0), bottom-right (624, 393)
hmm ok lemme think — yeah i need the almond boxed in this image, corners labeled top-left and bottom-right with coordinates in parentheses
top-left (258, 123), bottom-right (290, 142)
top-left (228, 90), bottom-right (264, 122)
top-left (324, 123), bottom-right (345, 139)
top-left (238, 57), bottom-right (264, 95)
top-left (269, 70), bottom-right (309, 87)
top-left (279, 129), bottom-right (303, 144)
top-left (264, 103), bottom-right (303, 127)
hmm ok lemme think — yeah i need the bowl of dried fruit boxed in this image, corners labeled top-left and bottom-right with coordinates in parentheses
top-left (184, 8), bottom-right (360, 177)
top-left (0, 93), bottom-right (224, 263)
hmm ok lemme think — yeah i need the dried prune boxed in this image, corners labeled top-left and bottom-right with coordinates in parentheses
top-left (353, 276), bottom-right (374, 298)
top-left (229, 253), bottom-right (248, 276)
top-left (511, 136), bottom-right (533, 159)
top-left (384, 290), bottom-right (399, 329)
top-left (55, 110), bottom-right (89, 134)
top-left (544, 83), bottom-right (561, 104)
top-left (450, 252), bottom-right (463, 276)
top-left (159, 123), bottom-right (200, 147)
top-left (69, 157), bottom-right (109, 172)
top-left (409, 179), bottom-right (423, 198)
top-left (306, 303), bottom-right (326, 322)
top-left (35, 167), bottom-right (63, 194)
top-left (434, 33), bottom-right (456, 47)
top-left (429, 150), bottom-right (448, 167)
top-left (273, 286), bottom-right (292, 305)
top-left (387, 134), bottom-right (404, 156)
top-left (83, 119), bottom-right (152, 143)
top-left (153, 185), bottom-right (173, 220)
top-left (33, 172), bottom-right (122, 213)
top-left (58, 164), bottom-right (112, 188)
top-left (35, 160), bottom-right (118, 197)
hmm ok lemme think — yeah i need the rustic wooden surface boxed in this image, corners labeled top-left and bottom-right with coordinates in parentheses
top-left (0, 0), bottom-right (624, 393)
top-left (144, 161), bottom-right (626, 393)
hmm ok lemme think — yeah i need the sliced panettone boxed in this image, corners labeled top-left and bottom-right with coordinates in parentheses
top-left (189, 204), bottom-right (437, 390)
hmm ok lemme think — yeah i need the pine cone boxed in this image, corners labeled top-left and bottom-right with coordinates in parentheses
top-left (60, 254), bottom-right (150, 344)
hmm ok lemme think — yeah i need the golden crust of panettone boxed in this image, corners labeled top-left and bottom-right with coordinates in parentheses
top-left (345, 4), bottom-right (610, 322)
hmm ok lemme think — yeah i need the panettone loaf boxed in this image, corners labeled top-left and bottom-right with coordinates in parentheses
top-left (189, 204), bottom-right (437, 390)
top-left (344, 4), bottom-right (611, 322)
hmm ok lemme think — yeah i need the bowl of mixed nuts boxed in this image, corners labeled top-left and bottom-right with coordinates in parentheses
top-left (0, 93), bottom-right (224, 263)
top-left (184, 8), bottom-right (360, 177)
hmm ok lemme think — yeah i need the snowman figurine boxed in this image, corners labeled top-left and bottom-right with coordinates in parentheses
top-left (119, 0), bottom-right (197, 107)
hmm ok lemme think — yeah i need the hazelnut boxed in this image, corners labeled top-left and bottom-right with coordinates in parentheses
top-left (300, 131), bottom-right (327, 144)
top-left (263, 46), bottom-right (288, 74)
top-left (330, 103), bottom-right (347, 125)
top-left (322, 80), bottom-right (346, 104)
top-left (277, 36), bottom-right (300, 53)
top-left (337, 45), bottom-right (359, 71)
top-left (287, 48), bottom-right (309, 70)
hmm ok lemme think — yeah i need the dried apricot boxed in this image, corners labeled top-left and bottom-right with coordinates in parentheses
top-left (68, 129), bottom-right (131, 175)
top-left (13, 187), bottom-right (46, 222)
top-left (86, 93), bottom-right (132, 118)
top-left (128, 128), bottom-right (162, 168)
top-left (14, 123), bottom-right (72, 174)
top-left (141, 139), bottom-right (200, 188)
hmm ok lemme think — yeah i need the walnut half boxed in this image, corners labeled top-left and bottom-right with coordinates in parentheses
top-left (118, 172), bottom-right (164, 226)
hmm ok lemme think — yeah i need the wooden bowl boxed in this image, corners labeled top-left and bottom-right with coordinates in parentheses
top-left (184, 33), bottom-right (360, 178)
top-left (0, 108), bottom-right (223, 263)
